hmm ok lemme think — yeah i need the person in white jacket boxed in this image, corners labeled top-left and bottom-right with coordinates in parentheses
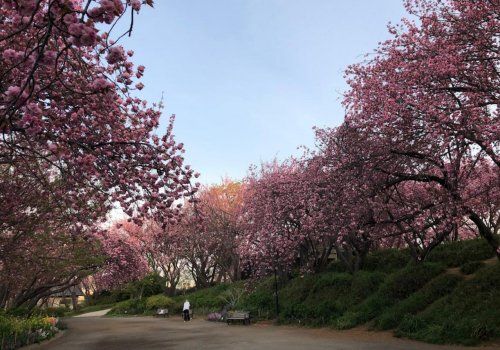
top-left (183, 300), bottom-right (191, 321)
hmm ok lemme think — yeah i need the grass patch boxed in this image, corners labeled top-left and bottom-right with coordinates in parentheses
top-left (426, 239), bottom-right (494, 267)
top-left (374, 273), bottom-right (462, 330)
top-left (333, 262), bottom-right (445, 329)
top-left (396, 262), bottom-right (500, 345)
top-left (460, 261), bottom-right (485, 275)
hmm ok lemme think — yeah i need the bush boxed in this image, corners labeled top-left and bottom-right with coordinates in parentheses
top-left (238, 278), bottom-right (275, 319)
top-left (145, 295), bottom-right (174, 310)
top-left (380, 263), bottom-right (445, 300)
top-left (0, 315), bottom-right (58, 350)
top-left (108, 299), bottom-right (146, 315)
top-left (43, 307), bottom-right (69, 317)
top-left (349, 271), bottom-right (386, 306)
top-left (333, 262), bottom-right (444, 329)
top-left (270, 271), bottom-right (385, 326)
top-left (396, 262), bottom-right (500, 345)
top-left (363, 249), bottom-right (411, 273)
top-left (427, 239), bottom-right (494, 267)
top-left (374, 273), bottom-right (462, 330)
top-left (170, 282), bottom-right (242, 315)
top-left (126, 273), bottom-right (167, 299)
top-left (326, 260), bottom-right (348, 273)
top-left (460, 261), bottom-right (485, 275)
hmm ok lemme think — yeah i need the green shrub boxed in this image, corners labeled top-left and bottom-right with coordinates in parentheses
top-left (274, 271), bottom-right (385, 326)
top-left (238, 278), bottom-right (275, 319)
top-left (460, 261), bottom-right (485, 275)
top-left (0, 315), bottom-right (57, 349)
top-left (396, 262), bottom-right (500, 345)
top-left (375, 273), bottom-right (462, 330)
top-left (349, 271), bottom-right (386, 306)
top-left (39, 307), bottom-right (69, 317)
top-left (108, 299), bottom-right (146, 315)
top-left (145, 295), bottom-right (174, 310)
top-left (333, 311), bottom-right (359, 330)
top-left (363, 249), bottom-right (411, 273)
top-left (326, 260), bottom-right (349, 273)
top-left (427, 239), bottom-right (494, 267)
top-left (333, 262), bottom-right (444, 329)
top-left (125, 273), bottom-right (167, 299)
top-left (170, 282), bottom-right (244, 315)
top-left (380, 263), bottom-right (445, 300)
top-left (5, 307), bottom-right (31, 317)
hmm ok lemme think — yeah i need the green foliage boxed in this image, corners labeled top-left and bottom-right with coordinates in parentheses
top-left (460, 261), bottom-right (485, 275)
top-left (374, 273), bottom-right (462, 330)
top-left (325, 260), bottom-right (348, 273)
top-left (0, 315), bottom-right (57, 349)
top-left (363, 248), bottom-right (411, 273)
top-left (87, 273), bottom-right (167, 307)
top-left (238, 278), bottom-right (275, 319)
top-left (145, 295), bottom-right (174, 310)
top-left (5, 306), bottom-right (70, 318)
top-left (396, 262), bottom-right (500, 345)
top-left (86, 289), bottom-right (127, 306)
top-left (171, 283), bottom-right (235, 314)
top-left (108, 299), bottom-right (146, 315)
top-left (333, 262), bottom-right (444, 329)
top-left (239, 271), bottom-right (385, 325)
top-left (124, 273), bottom-right (167, 299)
top-left (426, 239), bottom-right (494, 267)
top-left (218, 287), bottom-right (245, 309)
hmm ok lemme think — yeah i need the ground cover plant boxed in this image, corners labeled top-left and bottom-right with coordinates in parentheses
top-left (395, 263), bottom-right (500, 345)
top-left (171, 239), bottom-right (499, 345)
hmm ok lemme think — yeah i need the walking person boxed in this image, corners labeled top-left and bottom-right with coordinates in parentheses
top-left (183, 299), bottom-right (191, 322)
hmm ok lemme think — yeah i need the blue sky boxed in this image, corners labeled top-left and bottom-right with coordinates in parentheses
top-left (122, 0), bottom-right (407, 185)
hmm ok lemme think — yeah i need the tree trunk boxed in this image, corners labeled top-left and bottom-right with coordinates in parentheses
top-left (469, 212), bottom-right (500, 259)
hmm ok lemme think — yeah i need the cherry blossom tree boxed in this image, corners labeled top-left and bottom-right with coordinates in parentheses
top-left (92, 221), bottom-right (149, 291)
top-left (343, 0), bottom-right (500, 257)
top-left (1, 0), bottom-right (197, 225)
top-left (0, 0), bottom-right (199, 309)
top-left (198, 180), bottom-right (245, 281)
top-left (124, 219), bottom-right (186, 295)
top-left (238, 159), bottom-right (341, 274)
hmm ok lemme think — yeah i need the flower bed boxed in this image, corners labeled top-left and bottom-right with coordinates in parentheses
top-left (0, 315), bottom-right (59, 350)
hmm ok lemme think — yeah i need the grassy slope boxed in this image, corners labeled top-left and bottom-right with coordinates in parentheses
top-left (95, 239), bottom-right (497, 345)
top-left (170, 239), bottom-right (499, 345)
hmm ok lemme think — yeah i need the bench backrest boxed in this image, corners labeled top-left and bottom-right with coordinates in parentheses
top-left (228, 311), bottom-right (249, 318)
top-left (157, 308), bottom-right (168, 314)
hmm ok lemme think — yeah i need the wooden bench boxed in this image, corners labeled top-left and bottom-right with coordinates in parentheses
top-left (226, 311), bottom-right (250, 325)
top-left (155, 308), bottom-right (169, 317)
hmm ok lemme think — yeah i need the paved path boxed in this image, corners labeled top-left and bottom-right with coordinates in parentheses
top-left (73, 309), bottom-right (111, 317)
top-left (36, 316), bottom-right (498, 350)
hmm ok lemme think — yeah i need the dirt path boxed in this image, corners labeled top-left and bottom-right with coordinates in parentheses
top-left (33, 316), bottom-right (500, 350)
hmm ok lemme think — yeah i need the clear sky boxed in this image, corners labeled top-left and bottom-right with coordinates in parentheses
top-left (121, 0), bottom-right (407, 185)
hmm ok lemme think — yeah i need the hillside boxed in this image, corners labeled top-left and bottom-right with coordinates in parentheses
top-left (162, 239), bottom-right (500, 346)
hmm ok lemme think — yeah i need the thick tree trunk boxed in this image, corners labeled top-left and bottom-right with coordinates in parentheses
top-left (469, 212), bottom-right (500, 259)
